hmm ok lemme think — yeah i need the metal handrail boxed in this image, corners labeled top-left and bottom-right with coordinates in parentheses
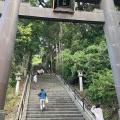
top-left (62, 77), bottom-right (92, 110)
top-left (15, 74), bottom-right (31, 120)
top-left (58, 75), bottom-right (94, 118)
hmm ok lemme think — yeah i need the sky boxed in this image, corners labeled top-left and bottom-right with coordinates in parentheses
top-left (44, 0), bottom-right (49, 2)
top-left (38, 0), bottom-right (49, 7)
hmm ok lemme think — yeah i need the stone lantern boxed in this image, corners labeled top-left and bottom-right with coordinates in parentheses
top-left (15, 71), bottom-right (22, 95)
top-left (77, 70), bottom-right (83, 92)
top-left (24, 68), bottom-right (27, 77)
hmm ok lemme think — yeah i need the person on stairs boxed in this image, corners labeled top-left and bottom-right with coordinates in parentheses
top-left (38, 89), bottom-right (47, 111)
top-left (91, 103), bottom-right (104, 120)
top-left (37, 69), bottom-right (44, 75)
top-left (33, 73), bottom-right (38, 90)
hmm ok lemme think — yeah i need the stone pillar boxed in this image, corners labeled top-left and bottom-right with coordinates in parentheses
top-left (0, 0), bottom-right (21, 116)
top-left (16, 80), bottom-right (20, 95)
top-left (15, 72), bottom-right (22, 95)
top-left (77, 70), bottom-right (83, 92)
top-left (0, 110), bottom-right (5, 120)
top-left (24, 69), bottom-right (27, 77)
top-left (100, 0), bottom-right (120, 117)
top-left (56, 43), bottom-right (59, 74)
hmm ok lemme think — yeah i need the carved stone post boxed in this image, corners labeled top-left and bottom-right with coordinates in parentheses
top-left (0, 0), bottom-right (21, 119)
top-left (77, 70), bottom-right (83, 92)
top-left (15, 72), bottom-right (22, 95)
top-left (56, 43), bottom-right (59, 74)
top-left (100, 0), bottom-right (120, 118)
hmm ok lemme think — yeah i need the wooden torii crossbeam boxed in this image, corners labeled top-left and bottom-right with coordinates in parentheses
top-left (0, 0), bottom-right (120, 120)
top-left (0, 2), bottom-right (105, 23)
top-left (0, 1), bottom-right (120, 23)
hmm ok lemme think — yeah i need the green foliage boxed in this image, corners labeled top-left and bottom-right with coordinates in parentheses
top-left (71, 64), bottom-right (77, 77)
top-left (86, 69), bottom-right (116, 104)
top-left (7, 84), bottom-right (12, 96)
top-left (9, 78), bottom-right (16, 87)
top-left (7, 78), bottom-right (16, 96)
top-left (32, 56), bottom-right (42, 65)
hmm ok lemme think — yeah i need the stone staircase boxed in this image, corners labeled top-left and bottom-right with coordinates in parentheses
top-left (25, 73), bottom-right (85, 120)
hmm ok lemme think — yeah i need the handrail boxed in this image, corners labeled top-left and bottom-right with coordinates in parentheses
top-left (15, 73), bottom-right (31, 120)
top-left (62, 77), bottom-right (92, 111)
top-left (57, 75), bottom-right (94, 119)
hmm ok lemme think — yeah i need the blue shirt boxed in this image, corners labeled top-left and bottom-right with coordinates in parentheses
top-left (38, 91), bottom-right (47, 99)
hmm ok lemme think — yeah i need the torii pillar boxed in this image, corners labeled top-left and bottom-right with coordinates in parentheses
top-left (100, 0), bottom-right (120, 118)
top-left (0, 0), bottom-right (21, 119)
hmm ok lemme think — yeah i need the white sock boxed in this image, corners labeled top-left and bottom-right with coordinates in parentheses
top-left (43, 104), bottom-right (45, 108)
top-left (40, 106), bottom-right (42, 110)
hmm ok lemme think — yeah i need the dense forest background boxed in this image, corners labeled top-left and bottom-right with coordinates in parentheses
top-left (7, 0), bottom-right (118, 119)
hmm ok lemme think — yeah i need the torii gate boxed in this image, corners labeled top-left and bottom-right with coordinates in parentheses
top-left (0, 0), bottom-right (120, 119)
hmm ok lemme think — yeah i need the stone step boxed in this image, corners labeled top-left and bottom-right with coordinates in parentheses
top-left (30, 94), bottom-right (70, 96)
top-left (28, 101), bottom-right (73, 103)
top-left (30, 94), bottom-right (69, 95)
top-left (28, 104), bottom-right (76, 107)
top-left (30, 89), bottom-right (67, 91)
top-left (29, 92), bottom-right (70, 94)
top-left (29, 95), bottom-right (71, 97)
top-left (28, 100), bottom-right (73, 103)
top-left (26, 114), bottom-right (83, 118)
top-left (27, 108), bottom-right (80, 111)
top-left (28, 101), bottom-right (74, 103)
top-left (30, 94), bottom-right (69, 97)
top-left (26, 117), bottom-right (85, 120)
top-left (28, 103), bottom-right (75, 105)
top-left (28, 99), bottom-right (72, 101)
top-left (29, 96), bottom-right (71, 98)
top-left (27, 111), bottom-right (81, 114)
top-left (27, 105), bottom-right (78, 108)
